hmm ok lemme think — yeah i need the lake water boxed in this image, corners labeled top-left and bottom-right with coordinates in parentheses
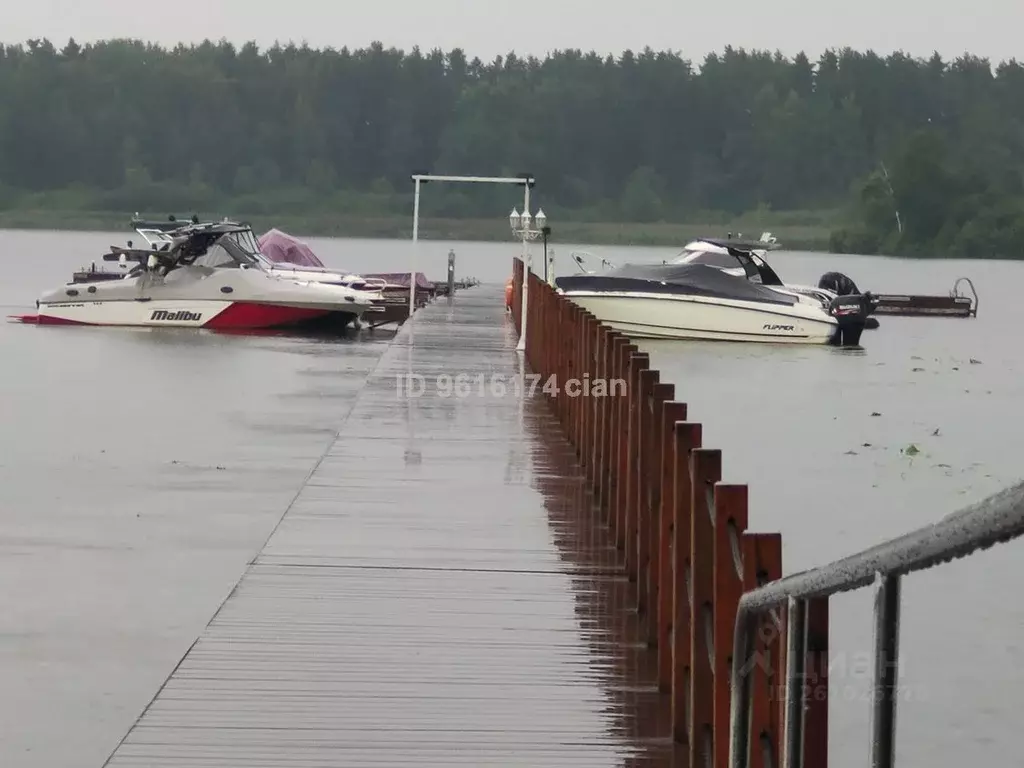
top-left (1, 228), bottom-right (1022, 766)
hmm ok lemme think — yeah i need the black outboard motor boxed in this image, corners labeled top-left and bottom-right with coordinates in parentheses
top-left (827, 292), bottom-right (878, 347)
top-left (818, 271), bottom-right (860, 295)
top-left (819, 271), bottom-right (880, 330)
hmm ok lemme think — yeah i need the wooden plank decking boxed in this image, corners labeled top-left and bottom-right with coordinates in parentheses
top-left (102, 286), bottom-right (672, 767)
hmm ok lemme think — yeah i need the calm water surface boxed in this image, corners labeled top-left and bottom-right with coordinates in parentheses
top-left (1, 229), bottom-right (1022, 766)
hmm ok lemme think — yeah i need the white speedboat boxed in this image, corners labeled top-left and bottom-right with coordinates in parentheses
top-left (575, 231), bottom-right (842, 301)
top-left (10, 219), bottom-right (383, 330)
top-left (668, 232), bottom-right (880, 326)
top-left (556, 237), bottom-right (878, 346)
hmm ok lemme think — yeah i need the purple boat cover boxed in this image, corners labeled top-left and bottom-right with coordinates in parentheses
top-left (258, 229), bottom-right (326, 268)
top-left (363, 272), bottom-right (435, 290)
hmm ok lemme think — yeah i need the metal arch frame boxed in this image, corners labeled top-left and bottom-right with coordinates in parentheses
top-left (409, 173), bottom-right (536, 351)
top-left (728, 478), bottom-right (1024, 768)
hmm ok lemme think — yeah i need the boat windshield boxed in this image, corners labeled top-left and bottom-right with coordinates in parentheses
top-left (192, 234), bottom-right (261, 269)
top-left (225, 228), bottom-right (262, 257)
top-left (673, 249), bottom-right (744, 269)
top-left (669, 244), bottom-right (786, 287)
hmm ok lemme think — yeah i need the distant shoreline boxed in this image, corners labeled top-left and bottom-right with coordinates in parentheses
top-left (0, 209), bottom-right (834, 251)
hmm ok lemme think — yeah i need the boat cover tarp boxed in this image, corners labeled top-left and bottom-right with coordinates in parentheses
top-left (555, 262), bottom-right (797, 305)
top-left (363, 272), bottom-right (435, 290)
top-left (258, 229), bottom-right (326, 268)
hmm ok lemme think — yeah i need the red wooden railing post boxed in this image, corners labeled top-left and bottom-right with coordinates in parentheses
top-left (582, 314), bottom-right (597, 456)
top-left (713, 484), bottom-right (749, 767)
top-left (602, 331), bottom-right (616, 520)
top-left (672, 421), bottom-right (702, 749)
top-left (624, 356), bottom-right (652, 582)
top-left (611, 338), bottom-right (631, 549)
top-left (570, 305), bottom-right (578, 428)
top-left (604, 335), bottom-right (627, 535)
top-left (657, 403), bottom-right (687, 692)
top-left (741, 533), bottom-right (784, 768)
top-left (513, 257), bottom-right (523, 334)
top-left (595, 329), bottom-right (611, 509)
top-left (644, 384), bottom-right (674, 631)
top-left (632, 368), bottom-right (659, 613)
top-left (689, 448), bottom-right (722, 768)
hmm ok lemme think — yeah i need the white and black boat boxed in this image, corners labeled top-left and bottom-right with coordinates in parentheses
top-left (556, 237), bottom-right (878, 346)
top-left (10, 218), bottom-right (383, 331)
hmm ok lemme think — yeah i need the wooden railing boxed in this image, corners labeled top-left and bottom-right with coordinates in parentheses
top-left (512, 260), bottom-right (829, 768)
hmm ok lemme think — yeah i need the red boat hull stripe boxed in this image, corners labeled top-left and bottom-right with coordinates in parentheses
top-left (203, 302), bottom-right (335, 329)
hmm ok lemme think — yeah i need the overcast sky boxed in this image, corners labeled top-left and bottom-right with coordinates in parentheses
top-left (3, 0), bottom-right (1022, 65)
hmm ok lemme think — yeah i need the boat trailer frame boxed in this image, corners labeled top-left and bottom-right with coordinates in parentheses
top-left (409, 172), bottom-right (536, 350)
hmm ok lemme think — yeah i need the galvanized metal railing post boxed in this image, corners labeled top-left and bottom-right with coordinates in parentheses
top-left (446, 248), bottom-right (455, 298)
top-left (714, 485), bottom-right (749, 764)
top-left (782, 597), bottom-right (807, 768)
top-left (869, 572), bottom-right (901, 768)
top-left (804, 597), bottom-right (830, 767)
top-left (728, 600), bottom-right (758, 768)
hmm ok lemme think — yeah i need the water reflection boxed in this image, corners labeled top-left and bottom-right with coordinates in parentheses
top-left (524, 397), bottom-right (674, 766)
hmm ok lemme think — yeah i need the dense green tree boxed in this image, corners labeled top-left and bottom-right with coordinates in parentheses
top-left (0, 38), bottom-right (1022, 254)
top-left (831, 128), bottom-right (1024, 257)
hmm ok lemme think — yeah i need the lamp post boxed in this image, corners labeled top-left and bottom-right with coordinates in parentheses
top-left (542, 225), bottom-right (551, 283)
top-left (509, 206), bottom-right (549, 352)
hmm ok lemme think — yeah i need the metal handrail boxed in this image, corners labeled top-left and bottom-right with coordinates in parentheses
top-left (729, 478), bottom-right (1024, 768)
top-left (952, 276), bottom-right (979, 316)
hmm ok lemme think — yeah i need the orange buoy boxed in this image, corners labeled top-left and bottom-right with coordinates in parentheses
top-left (504, 278), bottom-right (514, 310)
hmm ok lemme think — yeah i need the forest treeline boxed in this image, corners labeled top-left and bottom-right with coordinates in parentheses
top-left (1, 38), bottom-right (1023, 255)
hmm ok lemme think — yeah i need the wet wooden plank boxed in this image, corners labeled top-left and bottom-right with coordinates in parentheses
top-left (104, 287), bottom-right (672, 767)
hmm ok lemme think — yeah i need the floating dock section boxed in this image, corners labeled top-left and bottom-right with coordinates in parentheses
top-left (872, 276), bottom-right (979, 317)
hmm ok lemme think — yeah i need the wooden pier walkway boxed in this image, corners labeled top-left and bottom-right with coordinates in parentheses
top-left (103, 286), bottom-right (672, 767)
